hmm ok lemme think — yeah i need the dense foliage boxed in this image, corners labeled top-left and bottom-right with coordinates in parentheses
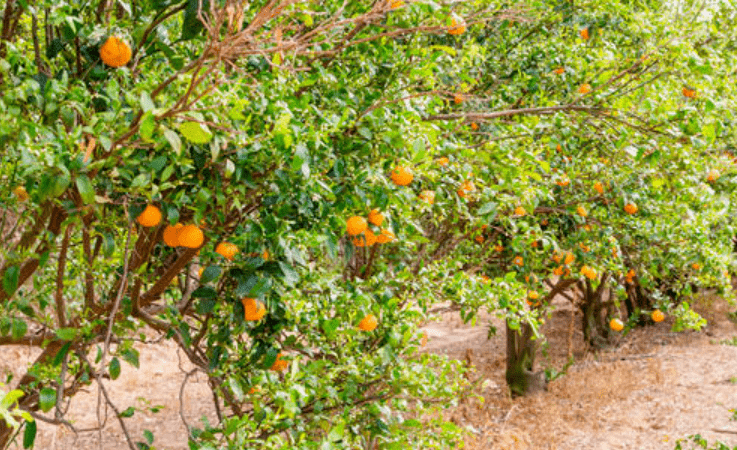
top-left (1, 0), bottom-right (737, 448)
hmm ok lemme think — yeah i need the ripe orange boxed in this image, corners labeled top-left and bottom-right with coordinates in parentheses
top-left (576, 206), bottom-right (588, 217)
top-left (581, 265), bottom-right (597, 280)
top-left (494, 244), bottom-right (503, 252)
top-left (475, 235), bottom-right (485, 244)
top-left (368, 209), bottom-right (384, 226)
top-left (216, 242), bottom-right (239, 261)
top-left (100, 36), bottom-right (132, 68)
top-left (610, 318), bottom-right (624, 332)
top-left (198, 267), bottom-right (205, 278)
top-left (346, 216), bottom-right (368, 236)
top-left (564, 252), bottom-right (575, 265)
top-left (242, 297), bottom-right (266, 321)
top-left (682, 87), bottom-right (697, 98)
top-left (578, 83), bottom-right (592, 94)
top-left (594, 181), bottom-right (604, 194)
top-left (480, 275), bottom-right (491, 283)
top-left (470, 122), bottom-right (479, 131)
top-left (579, 243), bottom-right (590, 252)
top-left (13, 186), bottom-right (29, 201)
top-left (553, 265), bottom-right (564, 276)
top-left (580, 27), bottom-right (589, 40)
top-left (556, 178), bottom-right (570, 187)
top-left (553, 67), bottom-right (565, 75)
top-left (552, 251), bottom-right (563, 263)
top-left (178, 224), bottom-right (204, 248)
top-left (513, 256), bottom-right (524, 266)
top-left (376, 229), bottom-right (395, 244)
top-left (389, 0), bottom-right (404, 9)
top-left (353, 229), bottom-right (377, 247)
top-left (556, 144), bottom-right (562, 152)
top-left (358, 314), bottom-right (378, 331)
top-left (419, 190), bottom-right (435, 204)
top-left (514, 206), bottom-right (526, 217)
top-left (691, 263), bottom-right (701, 271)
top-left (262, 250), bottom-right (270, 260)
top-left (391, 166), bottom-right (413, 186)
top-left (651, 310), bottom-right (665, 323)
top-left (453, 93), bottom-right (464, 104)
top-left (136, 205), bottom-right (162, 227)
top-left (624, 203), bottom-right (638, 215)
top-left (457, 180), bottom-right (476, 198)
top-left (437, 156), bottom-right (449, 166)
top-left (163, 223), bottom-right (183, 247)
top-left (270, 352), bottom-right (289, 372)
top-left (707, 170), bottom-right (719, 183)
top-left (448, 17), bottom-right (466, 35)
top-left (528, 290), bottom-right (539, 300)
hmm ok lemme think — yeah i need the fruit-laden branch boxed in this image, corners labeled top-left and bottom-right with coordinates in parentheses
top-left (422, 105), bottom-right (602, 122)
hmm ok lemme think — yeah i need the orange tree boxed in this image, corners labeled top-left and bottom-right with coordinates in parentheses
top-left (2, 0), bottom-right (737, 448)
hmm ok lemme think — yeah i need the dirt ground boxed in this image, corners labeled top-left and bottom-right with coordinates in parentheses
top-left (1, 295), bottom-right (736, 450)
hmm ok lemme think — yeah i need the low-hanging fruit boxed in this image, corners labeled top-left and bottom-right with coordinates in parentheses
top-left (136, 205), bottom-right (162, 228)
top-left (12, 186), bottom-right (29, 201)
top-left (242, 297), bottom-right (266, 321)
top-left (624, 203), bottom-right (638, 215)
top-left (100, 36), bottom-right (132, 68)
top-left (216, 242), bottom-right (239, 261)
top-left (576, 206), bottom-right (588, 217)
top-left (391, 166), bottom-right (413, 186)
top-left (353, 229), bottom-right (377, 247)
top-left (376, 229), bottom-right (395, 244)
top-left (270, 352), bottom-right (289, 372)
top-left (578, 83), bottom-right (592, 94)
top-left (514, 206), bottom-right (526, 217)
top-left (513, 256), bottom-right (524, 266)
top-left (682, 87), bottom-right (697, 98)
top-left (437, 156), bottom-right (449, 166)
top-left (470, 122), bottom-right (479, 131)
top-left (553, 67), bottom-right (565, 75)
top-left (178, 224), bottom-right (204, 248)
top-left (580, 27), bottom-right (589, 40)
top-left (447, 17), bottom-right (466, 35)
top-left (453, 93), bottom-right (464, 104)
top-left (346, 216), bottom-right (368, 236)
top-left (163, 223), bottom-right (183, 247)
top-left (368, 209), bottom-right (384, 226)
top-left (358, 314), bottom-right (378, 331)
top-left (610, 318), bottom-right (624, 332)
top-left (651, 310), bottom-right (665, 323)
top-left (581, 265), bottom-right (597, 280)
top-left (594, 181), bottom-right (604, 194)
top-left (388, 0), bottom-right (404, 9)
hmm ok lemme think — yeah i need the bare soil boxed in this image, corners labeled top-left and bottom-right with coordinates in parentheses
top-left (1, 295), bottom-right (736, 450)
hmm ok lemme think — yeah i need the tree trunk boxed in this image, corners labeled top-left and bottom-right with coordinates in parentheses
top-left (578, 272), bottom-right (611, 348)
top-left (505, 320), bottom-right (546, 396)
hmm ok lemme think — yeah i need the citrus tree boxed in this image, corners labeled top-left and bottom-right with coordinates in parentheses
top-left (2, 0), bottom-right (737, 448)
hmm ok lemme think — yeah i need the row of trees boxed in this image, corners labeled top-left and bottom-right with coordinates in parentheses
top-left (1, 0), bottom-right (736, 448)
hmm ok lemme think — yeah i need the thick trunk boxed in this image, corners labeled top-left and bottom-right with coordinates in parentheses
top-left (505, 320), bottom-right (545, 396)
top-left (579, 273), bottom-right (611, 348)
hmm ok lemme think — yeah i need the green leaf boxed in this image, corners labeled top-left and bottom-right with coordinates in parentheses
top-left (181, 0), bottom-right (209, 40)
top-left (11, 319), bottom-right (27, 340)
top-left (200, 266), bottom-right (221, 284)
top-left (55, 328), bottom-right (77, 341)
top-left (143, 429), bottom-right (154, 445)
top-left (163, 127), bottom-right (182, 156)
top-left (2, 265), bottom-right (19, 296)
top-left (196, 298), bottom-right (216, 315)
top-left (119, 407), bottom-right (135, 418)
top-left (75, 175), bottom-right (95, 205)
top-left (23, 420), bottom-right (36, 449)
top-left (109, 357), bottom-right (121, 380)
top-left (38, 388), bottom-right (56, 413)
top-left (278, 262), bottom-right (299, 286)
top-left (179, 122), bottom-right (212, 144)
top-left (191, 286), bottom-right (217, 298)
top-left (121, 348), bottom-right (140, 369)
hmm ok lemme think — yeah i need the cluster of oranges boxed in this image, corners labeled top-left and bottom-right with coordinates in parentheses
top-left (136, 205), bottom-right (205, 249)
top-left (346, 210), bottom-right (396, 247)
top-left (580, 265), bottom-right (597, 280)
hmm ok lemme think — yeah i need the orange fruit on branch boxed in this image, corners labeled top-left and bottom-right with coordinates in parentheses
top-left (376, 229), bottom-right (395, 244)
top-left (576, 206), bottom-right (588, 217)
top-left (178, 224), bottom-right (204, 248)
top-left (216, 242), bottom-right (239, 261)
top-left (447, 17), bottom-right (466, 35)
top-left (707, 170), bottom-right (719, 183)
top-left (368, 209), bottom-right (384, 226)
top-left (13, 186), bottom-right (29, 201)
top-left (353, 229), bottom-right (377, 247)
top-left (609, 318), bottom-right (624, 332)
top-left (388, 0), bottom-right (404, 9)
top-left (163, 223), bottom-right (183, 247)
top-left (651, 310), bottom-right (665, 323)
top-left (346, 216), bottom-right (368, 236)
top-left (594, 181), bottom-right (604, 194)
top-left (513, 206), bottom-right (526, 217)
top-left (242, 297), bottom-right (266, 321)
top-left (624, 203), bottom-right (638, 215)
top-left (358, 314), bottom-right (378, 331)
top-left (580, 27), bottom-right (589, 40)
top-left (390, 166), bottom-right (413, 186)
top-left (470, 122), bottom-right (479, 131)
top-left (682, 87), bottom-right (697, 98)
top-left (136, 205), bottom-right (162, 228)
top-left (513, 256), bottom-right (524, 266)
top-left (270, 352), bottom-right (289, 372)
top-left (100, 36), bottom-right (132, 68)
top-left (553, 67), bottom-right (565, 75)
top-left (436, 156), bottom-right (449, 166)
top-left (578, 83), bottom-right (592, 94)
